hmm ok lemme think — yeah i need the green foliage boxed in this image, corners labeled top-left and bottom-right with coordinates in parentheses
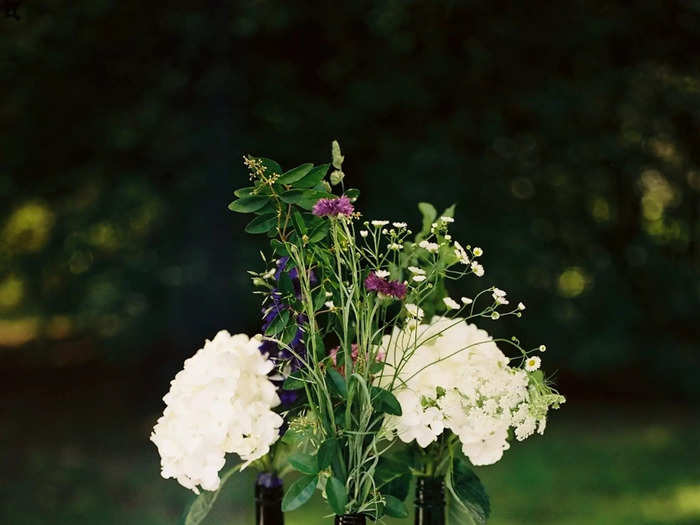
top-left (282, 475), bottom-right (318, 512)
top-left (446, 454), bottom-right (490, 525)
top-left (183, 465), bottom-right (240, 525)
top-left (326, 477), bottom-right (347, 515)
top-left (289, 453), bottom-right (319, 476)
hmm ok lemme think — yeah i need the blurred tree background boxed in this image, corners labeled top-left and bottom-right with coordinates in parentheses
top-left (1, 1), bottom-right (699, 524)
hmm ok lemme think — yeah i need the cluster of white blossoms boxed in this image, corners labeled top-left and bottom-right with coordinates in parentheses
top-left (381, 317), bottom-right (563, 466)
top-left (151, 330), bottom-right (283, 493)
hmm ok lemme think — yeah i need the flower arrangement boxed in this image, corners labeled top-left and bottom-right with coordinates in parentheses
top-left (151, 141), bottom-right (565, 524)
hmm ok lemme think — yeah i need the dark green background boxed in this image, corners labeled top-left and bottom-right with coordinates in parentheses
top-left (1, 1), bottom-right (699, 524)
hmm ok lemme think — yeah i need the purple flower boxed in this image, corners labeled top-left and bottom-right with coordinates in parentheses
top-left (312, 195), bottom-right (354, 217)
top-left (364, 271), bottom-right (407, 300)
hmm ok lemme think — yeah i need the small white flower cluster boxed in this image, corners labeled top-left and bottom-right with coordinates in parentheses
top-left (381, 318), bottom-right (561, 466)
top-left (151, 331), bottom-right (283, 493)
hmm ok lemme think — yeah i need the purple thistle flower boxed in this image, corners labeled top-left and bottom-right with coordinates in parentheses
top-left (312, 195), bottom-right (354, 217)
top-left (364, 271), bottom-right (407, 300)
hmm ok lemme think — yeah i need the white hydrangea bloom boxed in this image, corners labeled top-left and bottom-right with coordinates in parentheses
top-left (151, 330), bottom-right (283, 493)
top-left (380, 317), bottom-right (555, 466)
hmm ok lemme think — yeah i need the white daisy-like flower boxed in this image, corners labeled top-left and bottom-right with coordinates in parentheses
top-left (472, 247), bottom-right (483, 257)
top-left (471, 261), bottom-right (485, 277)
top-left (539, 345), bottom-right (547, 352)
top-left (461, 297), bottom-right (473, 304)
top-left (491, 311), bottom-right (500, 320)
top-left (412, 275), bottom-right (427, 282)
top-left (525, 356), bottom-right (541, 371)
top-left (408, 266), bottom-right (426, 275)
top-left (405, 303), bottom-right (425, 319)
top-left (440, 216), bottom-right (455, 223)
top-left (371, 220), bottom-right (389, 227)
top-left (325, 301), bottom-right (335, 309)
top-left (392, 222), bottom-right (407, 228)
top-left (518, 302), bottom-right (526, 311)
top-left (419, 240), bottom-right (439, 253)
top-left (443, 297), bottom-right (460, 310)
top-left (375, 270), bottom-right (390, 278)
top-left (360, 230), bottom-right (368, 238)
top-left (151, 331), bottom-right (283, 494)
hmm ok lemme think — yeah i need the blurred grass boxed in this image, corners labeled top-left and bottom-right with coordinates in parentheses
top-left (2, 375), bottom-right (699, 525)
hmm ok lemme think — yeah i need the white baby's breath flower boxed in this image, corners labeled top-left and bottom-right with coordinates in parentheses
top-left (539, 345), bottom-right (546, 352)
top-left (324, 301), bottom-right (335, 310)
top-left (491, 311), bottom-right (500, 320)
top-left (325, 291), bottom-right (333, 297)
top-left (412, 275), bottom-right (427, 282)
top-left (405, 303), bottom-right (425, 319)
top-left (419, 240), bottom-right (439, 253)
top-left (392, 222), bottom-right (407, 228)
top-left (408, 266), bottom-right (426, 275)
top-left (388, 243), bottom-right (403, 251)
top-left (472, 247), bottom-right (483, 257)
top-left (461, 297), bottom-right (473, 305)
top-left (360, 230), bottom-right (368, 238)
top-left (371, 220), bottom-right (389, 227)
top-left (382, 228), bottom-right (388, 234)
top-left (375, 270), bottom-right (390, 278)
top-left (443, 297), bottom-right (460, 310)
top-left (492, 288), bottom-right (509, 305)
top-left (453, 241), bottom-right (470, 264)
top-left (444, 234), bottom-right (452, 240)
top-left (440, 216), bottom-right (454, 223)
top-left (151, 331), bottom-right (282, 494)
top-left (518, 302), bottom-right (526, 311)
top-left (525, 356), bottom-right (541, 371)
top-left (471, 261), bottom-right (485, 277)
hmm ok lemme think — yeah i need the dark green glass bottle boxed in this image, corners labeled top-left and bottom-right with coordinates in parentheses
top-left (255, 473), bottom-right (284, 525)
top-left (414, 476), bottom-right (445, 525)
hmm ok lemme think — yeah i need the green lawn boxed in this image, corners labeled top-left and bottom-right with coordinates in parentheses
top-left (2, 393), bottom-right (698, 525)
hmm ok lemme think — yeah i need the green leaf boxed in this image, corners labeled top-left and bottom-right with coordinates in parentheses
top-left (292, 210), bottom-right (307, 235)
top-left (308, 221), bottom-right (330, 243)
top-left (281, 320), bottom-right (298, 345)
top-left (383, 495), bottom-right (408, 518)
top-left (233, 186), bottom-right (255, 198)
top-left (270, 239), bottom-right (289, 256)
top-left (317, 437), bottom-right (338, 470)
top-left (446, 455), bottom-right (490, 525)
top-left (183, 465), bottom-right (240, 525)
top-left (258, 157), bottom-right (282, 175)
top-left (282, 474), bottom-right (317, 512)
top-left (228, 196), bottom-right (269, 213)
top-left (416, 202), bottom-right (437, 240)
top-left (245, 213), bottom-right (277, 234)
top-left (372, 387), bottom-right (402, 416)
top-left (326, 477), bottom-right (347, 515)
top-left (441, 203), bottom-right (457, 218)
top-left (327, 368), bottom-right (347, 398)
top-left (289, 452), bottom-right (318, 475)
top-left (295, 163), bottom-right (329, 188)
top-left (265, 309), bottom-right (290, 336)
top-left (344, 188), bottom-right (360, 202)
top-left (278, 163), bottom-right (314, 184)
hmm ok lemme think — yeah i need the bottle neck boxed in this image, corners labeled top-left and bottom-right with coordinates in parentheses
top-left (414, 476), bottom-right (445, 525)
top-left (255, 473), bottom-right (284, 525)
top-left (334, 513), bottom-right (367, 525)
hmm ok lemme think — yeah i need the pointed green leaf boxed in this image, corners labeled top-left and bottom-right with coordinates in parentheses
top-left (332, 140), bottom-right (344, 169)
top-left (327, 368), bottom-right (347, 398)
top-left (384, 494), bottom-right (408, 518)
top-left (295, 163), bottom-right (330, 188)
top-left (344, 188), bottom-right (360, 202)
top-left (441, 203), bottom-right (457, 218)
top-left (228, 196), bottom-right (269, 213)
top-left (416, 202), bottom-right (437, 240)
top-left (282, 474), bottom-right (317, 512)
top-left (278, 163), bottom-right (314, 184)
top-left (245, 213), bottom-right (277, 234)
top-left (372, 387), bottom-right (402, 416)
top-left (326, 477), bottom-right (347, 515)
top-left (318, 437), bottom-right (338, 470)
top-left (258, 157), bottom-right (282, 175)
top-left (447, 455), bottom-right (490, 525)
top-left (234, 186), bottom-right (255, 198)
top-left (289, 452), bottom-right (318, 475)
top-left (265, 309), bottom-right (290, 336)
